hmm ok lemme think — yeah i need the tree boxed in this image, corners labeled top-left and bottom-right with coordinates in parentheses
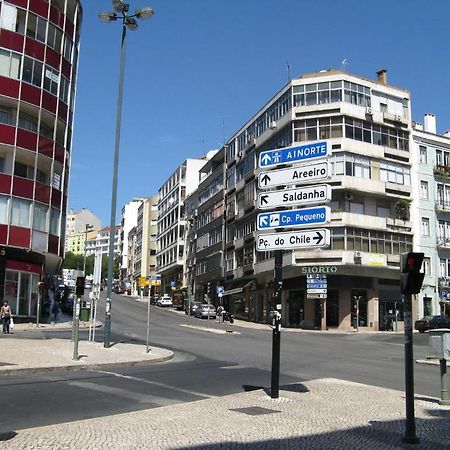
top-left (62, 252), bottom-right (83, 270)
top-left (100, 254), bottom-right (121, 281)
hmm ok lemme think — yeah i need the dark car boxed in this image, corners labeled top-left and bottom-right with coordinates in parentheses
top-left (184, 301), bottom-right (202, 315)
top-left (60, 286), bottom-right (75, 314)
top-left (414, 315), bottom-right (450, 333)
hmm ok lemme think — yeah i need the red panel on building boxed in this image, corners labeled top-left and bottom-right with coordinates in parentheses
top-left (51, 189), bottom-right (62, 208)
top-left (0, 225), bottom-right (7, 245)
top-left (7, 0), bottom-right (27, 7)
top-left (58, 101), bottom-right (68, 122)
top-left (38, 136), bottom-right (54, 158)
top-left (35, 182), bottom-right (50, 204)
top-left (42, 91), bottom-right (57, 114)
top-left (0, 174), bottom-right (12, 195)
top-left (0, 124), bottom-right (15, 146)
top-left (54, 144), bottom-right (65, 164)
top-left (12, 177), bottom-right (34, 199)
top-left (16, 129), bottom-right (37, 151)
top-left (45, 47), bottom-right (60, 68)
top-left (48, 234), bottom-right (59, 254)
top-left (65, 20), bottom-right (74, 39)
top-left (20, 83), bottom-right (41, 107)
top-left (9, 226), bottom-right (31, 249)
top-left (0, 76), bottom-right (19, 98)
top-left (25, 38), bottom-right (45, 60)
top-left (29, 0), bottom-right (49, 17)
top-left (61, 59), bottom-right (71, 79)
top-left (49, 5), bottom-right (64, 28)
top-left (0, 29), bottom-right (24, 53)
top-left (6, 259), bottom-right (42, 274)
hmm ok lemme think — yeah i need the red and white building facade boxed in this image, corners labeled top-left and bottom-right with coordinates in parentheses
top-left (0, 0), bottom-right (82, 317)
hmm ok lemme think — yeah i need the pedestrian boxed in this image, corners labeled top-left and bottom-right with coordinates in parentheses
top-left (1, 300), bottom-right (13, 334)
top-left (52, 300), bottom-right (60, 321)
top-left (217, 305), bottom-right (224, 322)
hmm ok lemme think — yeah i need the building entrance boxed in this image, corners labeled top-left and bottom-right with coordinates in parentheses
top-left (326, 290), bottom-right (339, 327)
top-left (287, 290), bottom-right (304, 327)
top-left (379, 300), bottom-right (403, 331)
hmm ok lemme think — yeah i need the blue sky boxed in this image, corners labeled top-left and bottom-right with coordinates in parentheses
top-left (71, 0), bottom-right (450, 225)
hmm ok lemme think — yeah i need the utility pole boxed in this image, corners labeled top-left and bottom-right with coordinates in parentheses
top-left (271, 249), bottom-right (283, 399)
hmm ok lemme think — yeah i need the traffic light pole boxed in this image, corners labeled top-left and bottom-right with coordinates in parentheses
top-left (271, 249), bottom-right (283, 399)
top-left (403, 292), bottom-right (418, 444)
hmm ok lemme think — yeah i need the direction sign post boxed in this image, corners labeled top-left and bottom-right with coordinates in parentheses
top-left (257, 229), bottom-right (330, 251)
top-left (257, 206), bottom-right (330, 231)
top-left (258, 184), bottom-right (331, 209)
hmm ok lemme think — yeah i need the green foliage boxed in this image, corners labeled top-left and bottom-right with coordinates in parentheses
top-left (63, 252), bottom-right (119, 278)
top-left (395, 199), bottom-right (411, 221)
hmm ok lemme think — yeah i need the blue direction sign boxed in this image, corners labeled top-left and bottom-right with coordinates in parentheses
top-left (258, 141), bottom-right (330, 169)
top-left (257, 206), bottom-right (330, 231)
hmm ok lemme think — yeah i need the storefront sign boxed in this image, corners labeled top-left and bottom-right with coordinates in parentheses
top-left (301, 266), bottom-right (338, 274)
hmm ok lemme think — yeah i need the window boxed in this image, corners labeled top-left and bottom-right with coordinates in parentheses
top-left (421, 217), bottom-right (430, 236)
top-left (18, 112), bottom-right (38, 133)
top-left (0, 196), bottom-right (9, 224)
top-left (419, 145), bottom-right (427, 164)
top-left (44, 65), bottom-right (60, 96)
top-left (14, 161), bottom-right (33, 179)
top-left (26, 12), bottom-right (47, 43)
top-left (50, 208), bottom-right (60, 235)
top-left (423, 257), bottom-right (431, 276)
top-left (63, 36), bottom-right (73, 61)
top-left (22, 56), bottom-right (43, 88)
top-left (420, 181), bottom-right (429, 199)
top-left (380, 161), bottom-right (410, 186)
top-left (11, 198), bottom-right (31, 228)
top-left (0, 49), bottom-right (21, 79)
top-left (33, 203), bottom-right (47, 231)
top-left (0, 107), bottom-right (14, 125)
top-left (47, 23), bottom-right (63, 53)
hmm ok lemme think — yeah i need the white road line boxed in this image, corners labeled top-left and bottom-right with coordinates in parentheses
top-left (95, 370), bottom-right (213, 399)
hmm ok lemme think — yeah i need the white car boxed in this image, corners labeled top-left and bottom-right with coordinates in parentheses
top-left (156, 296), bottom-right (173, 307)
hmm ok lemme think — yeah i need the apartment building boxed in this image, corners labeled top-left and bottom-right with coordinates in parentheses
top-left (134, 194), bottom-right (158, 294)
top-left (65, 208), bottom-right (101, 241)
top-left (184, 149), bottom-right (226, 304)
top-left (411, 114), bottom-right (450, 318)
top-left (85, 225), bottom-right (121, 257)
top-left (65, 228), bottom-right (96, 255)
top-left (0, 0), bottom-right (82, 318)
top-left (220, 68), bottom-right (413, 331)
top-left (157, 157), bottom-right (209, 295)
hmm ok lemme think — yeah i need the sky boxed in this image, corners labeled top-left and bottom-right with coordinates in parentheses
top-left (70, 0), bottom-right (450, 226)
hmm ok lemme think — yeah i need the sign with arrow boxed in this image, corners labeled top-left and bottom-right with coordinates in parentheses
top-left (256, 229), bottom-right (330, 251)
top-left (257, 206), bottom-right (330, 231)
top-left (258, 141), bottom-right (330, 169)
top-left (258, 161), bottom-right (329, 189)
top-left (258, 184), bottom-right (331, 209)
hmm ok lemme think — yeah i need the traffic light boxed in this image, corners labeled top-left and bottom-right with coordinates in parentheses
top-left (400, 252), bottom-right (425, 295)
top-left (76, 276), bottom-right (85, 296)
top-left (207, 283), bottom-right (211, 295)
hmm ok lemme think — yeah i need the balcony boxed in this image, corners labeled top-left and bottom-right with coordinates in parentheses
top-left (434, 164), bottom-right (450, 179)
top-left (435, 201), bottom-right (450, 212)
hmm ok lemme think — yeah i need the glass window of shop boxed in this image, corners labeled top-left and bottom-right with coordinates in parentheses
top-left (4, 270), bottom-right (40, 316)
top-left (351, 290), bottom-right (367, 328)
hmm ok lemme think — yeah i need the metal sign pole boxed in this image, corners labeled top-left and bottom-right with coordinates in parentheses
top-left (271, 249), bottom-right (283, 399)
top-left (88, 293), bottom-right (94, 343)
top-left (73, 295), bottom-right (81, 361)
top-left (92, 296), bottom-right (98, 343)
top-left (146, 287), bottom-right (151, 354)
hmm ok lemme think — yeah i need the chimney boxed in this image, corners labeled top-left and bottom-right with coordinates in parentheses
top-left (413, 122), bottom-right (423, 131)
top-left (376, 69), bottom-right (387, 84)
top-left (443, 131), bottom-right (450, 138)
top-left (423, 113), bottom-right (437, 134)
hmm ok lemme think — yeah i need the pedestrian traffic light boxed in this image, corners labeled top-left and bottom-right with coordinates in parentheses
top-left (400, 252), bottom-right (425, 295)
top-left (76, 276), bottom-right (85, 296)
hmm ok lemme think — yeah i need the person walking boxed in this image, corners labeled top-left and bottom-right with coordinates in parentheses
top-left (1, 300), bottom-right (13, 334)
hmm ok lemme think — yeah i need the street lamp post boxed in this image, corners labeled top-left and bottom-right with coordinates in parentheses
top-left (83, 223), bottom-right (93, 275)
top-left (99, 1), bottom-right (154, 348)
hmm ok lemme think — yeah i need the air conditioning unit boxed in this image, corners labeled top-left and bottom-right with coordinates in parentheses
top-left (395, 114), bottom-right (402, 121)
top-left (354, 251), bottom-right (362, 258)
top-left (269, 121), bottom-right (277, 130)
top-left (366, 107), bottom-right (373, 115)
top-left (345, 192), bottom-right (353, 201)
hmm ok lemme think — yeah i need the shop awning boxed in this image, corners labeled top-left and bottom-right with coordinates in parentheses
top-left (222, 280), bottom-right (254, 297)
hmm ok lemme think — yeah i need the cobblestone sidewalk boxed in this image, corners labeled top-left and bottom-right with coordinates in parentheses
top-left (2, 378), bottom-right (450, 449)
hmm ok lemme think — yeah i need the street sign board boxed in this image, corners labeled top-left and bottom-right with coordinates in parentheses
top-left (257, 206), bottom-right (330, 231)
top-left (258, 161), bottom-right (329, 189)
top-left (307, 293), bottom-right (327, 299)
top-left (258, 184), bottom-right (331, 209)
top-left (441, 290), bottom-right (448, 300)
top-left (256, 229), bottom-right (330, 251)
top-left (258, 141), bottom-right (330, 169)
top-left (306, 288), bottom-right (328, 294)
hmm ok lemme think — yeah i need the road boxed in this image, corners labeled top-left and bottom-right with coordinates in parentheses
top-left (0, 292), bottom-right (440, 432)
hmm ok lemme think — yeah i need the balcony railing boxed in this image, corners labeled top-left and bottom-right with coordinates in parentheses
top-left (434, 164), bottom-right (450, 178)
top-left (435, 201), bottom-right (450, 212)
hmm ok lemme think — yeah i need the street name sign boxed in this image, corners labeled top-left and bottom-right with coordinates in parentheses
top-left (258, 141), bottom-right (330, 169)
top-left (256, 229), bottom-right (330, 251)
top-left (307, 293), bottom-right (327, 299)
top-left (258, 161), bottom-right (329, 189)
top-left (257, 206), bottom-right (330, 231)
top-left (258, 184), bottom-right (331, 209)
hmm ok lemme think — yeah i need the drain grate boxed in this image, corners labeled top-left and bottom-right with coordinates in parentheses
top-left (0, 432), bottom-right (17, 442)
top-left (230, 406), bottom-right (281, 416)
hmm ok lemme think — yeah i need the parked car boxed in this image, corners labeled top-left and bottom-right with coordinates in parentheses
top-left (112, 285), bottom-right (124, 294)
top-left (150, 295), bottom-right (159, 305)
top-left (415, 315), bottom-right (450, 333)
top-left (184, 301), bottom-right (202, 315)
top-left (157, 295), bottom-right (173, 307)
top-left (60, 286), bottom-right (75, 314)
top-left (85, 282), bottom-right (92, 290)
top-left (194, 304), bottom-right (216, 319)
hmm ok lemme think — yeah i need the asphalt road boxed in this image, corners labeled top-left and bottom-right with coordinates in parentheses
top-left (0, 292), bottom-right (441, 432)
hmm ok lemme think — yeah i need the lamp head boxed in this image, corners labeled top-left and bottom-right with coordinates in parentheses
top-left (99, 11), bottom-right (117, 22)
top-left (125, 17), bottom-right (138, 30)
top-left (112, 0), bottom-right (128, 13)
top-left (135, 7), bottom-right (154, 20)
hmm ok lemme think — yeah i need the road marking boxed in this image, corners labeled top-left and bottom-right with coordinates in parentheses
top-left (94, 370), bottom-right (213, 399)
top-left (180, 324), bottom-right (241, 335)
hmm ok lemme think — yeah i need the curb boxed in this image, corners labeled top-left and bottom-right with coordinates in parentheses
top-left (0, 350), bottom-right (174, 376)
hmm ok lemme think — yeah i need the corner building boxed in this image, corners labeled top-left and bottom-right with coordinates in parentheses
top-left (0, 0), bottom-right (82, 318)
top-left (223, 69), bottom-right (413, 331)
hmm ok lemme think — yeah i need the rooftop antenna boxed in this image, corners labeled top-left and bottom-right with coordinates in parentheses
top-left (286, 61), bottom-right (292, 82)
top-left (341, 58), bottom-right (349, 70)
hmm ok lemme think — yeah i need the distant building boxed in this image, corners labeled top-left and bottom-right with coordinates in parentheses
top-left (65, 209), bottom-right (101, 238)
top-left (66, 229), bottom-right (97, 255)
top-left (85, 226), bottom-right (122, 257)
